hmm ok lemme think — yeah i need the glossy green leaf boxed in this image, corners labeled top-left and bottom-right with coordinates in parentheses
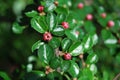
top-left (86, 53), bottom-right (98, 64)
top-left (0, 71), bottom-right (11, 80)
top-left (83, 33), bottom-right (98, 51)
top-left (55, 6), bottom-right (69, 15)
top-left (78, 68), bottom-right (93, 80)
top-left (89, 64), bottom-right (97, 74)
top-left (44, 1), bottom-right (56, 12)
top-left (57, 14), bottom-right (67, 24)
top-left (12, 22), bottom-right (25, 34)
top-left (46, 13), bottom-right (56, 31)
top-left (69, 42), bottom-right (84, 56)
top-left (61, 38), bottom-right (72, 51)
top-left (31, 16), bottom-right (48, 33)
top-left (52, 25), bottom-right (65, 36)
top-left (50, 57), bottom-right (61, 69)
top-left (38, 43), bottom-right (54, 64)
top-left (31, 71), bottom-right (46, 77)
top-left (32, 41), bottom-right (44, 52)
top-left (25, 10), bottom-right (38, 17)
top-left (68, 61), bottom-right (79, 77)
top-left (61, 60), bottom-right (71, 72)
top-left (48, 37), bottom-right (60, 48)
top-left (65, 29), bottom-right (79, 41)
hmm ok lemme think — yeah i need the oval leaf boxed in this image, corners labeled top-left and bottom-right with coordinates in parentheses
top-left (31, 16), bottom-right (48, 33)
top-left (69, 42), bottom-right (84, 56)
top-left (68, 61), bottom-right (79, 77)
top-left (46, 13), bottom-right (56, 31)
top-left (61, 38), bottom-right (72, 51)
top-left (52, 25), bottom-right (65, 36)
top-left (38, 43), bottom-right (54, 64)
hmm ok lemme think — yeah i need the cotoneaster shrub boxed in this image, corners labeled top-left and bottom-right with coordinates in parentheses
top-left (0, 0), bottom-right (119, 80)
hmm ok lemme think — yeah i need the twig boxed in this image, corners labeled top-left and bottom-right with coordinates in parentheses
top-left (113, 73), bottom-right (120, 80)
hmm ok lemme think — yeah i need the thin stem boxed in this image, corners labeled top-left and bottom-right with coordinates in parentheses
top-left (113, 73), bottom-right (120, 80)
top-left (64, 74), bottom-right (71, 80)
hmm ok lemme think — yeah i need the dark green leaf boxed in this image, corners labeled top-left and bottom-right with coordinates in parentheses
top-left (86, 53), bottom-right (98, 64)
top-left (61, 60), bottom-right (71, 72)
top-left (55, 6), bottom-right (69, 15)
top-left (38, 43), bottom-right (54, 64)
top-left (65, 29), bottom-right (79, 41)
top-left (32, 40), bottom-right (44, 52)
top-left (31, 71), bottom-right (46, 77)
top-left (46, 13), bottom-right (56, 31)
top-left (44, 1), bottom-right (56, 12)
top-left (89, 64), bottom-right (97, 74)
top-left (31, 16), bottom-right (48, 33)
top-left (61, 38), bottom-right (72, 51)
top-left (48, 37), bottom-right (60, 48)
top-left (69, 42), bottom-right (84, 56)
top-left (52, 25), bottom-right (65, 36)
top-left (57, 14), bottom-right (67, 24)
top-left (50, 57), bottom-right (61, 69)
top-left (68, 61), bottom-right (79, 77)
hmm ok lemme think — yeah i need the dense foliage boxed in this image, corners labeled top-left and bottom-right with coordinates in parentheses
top-left (0, 0), bottom-right (120, 80)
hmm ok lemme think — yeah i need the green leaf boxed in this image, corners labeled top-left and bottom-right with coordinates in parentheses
top-left (38, 43), bottom-right (54, 64)
top-left (78, 68), bottom-right (93, 80)
top-left (50, 57), bottom-right (61, 69)
top-left (0, 71), bottom-right (11, 80)
top-left (86, 53), bottom-right (98, 64)
top-left (44, 1), bottom-right (56, 12)
top-left (48, 37), bottom-right (60, 48)
top-left (31, 71), bottom-right (46, 77)
top-left (32, 40), bottom-right (44, 52)
top-left (61, 38), bottom-right (72, 51)
top-left (101, 29), bottom-right (111, 40)
top-left (52, 25), bottom-right (65, 36)
top-left (55, 6), bottom-right (69, 15)
top-left (65, 29), bottom-right (79, 41)
top-left (68, 61), bottom-right (79, 77)
top-left (12, 22), bottom-right (25, 34)
top-left (89, 64), bottom-right (97, 74)
top-left (61, 60), bottom-right (71, 72)
top-left (31, 16), bottom-right (48, 33)
top-left (84, 21), bottom-right (96, 33)
top-left (69, 42), bottom-right (84, 56)
top-left (25, 10), bottom-right (38, 17)
top-left (57, 14), bottom-right (67, 24)
top-left (46, 13), bottom-right (56, 31)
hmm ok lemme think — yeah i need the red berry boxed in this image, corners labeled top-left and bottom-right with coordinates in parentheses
top-left (77, 3), bottom-right (84, 9)
top-left (101, 13), bottom-right (106, 18)
top-left (63, 53), bottom-right (72, 60)
top-left (62, 22), bottom-right (69, 29)
top-left (43, 32), bottom-right (52, 41)
top-left (86, 14), bottom-right (93, 20)
top-left (107, 20), bottom-right (114, 28)
top-left (38, 6), bottom-right (44, 12)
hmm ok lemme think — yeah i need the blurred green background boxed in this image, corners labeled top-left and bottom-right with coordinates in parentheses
top-left (0, 0), bottom-right (120, 80)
